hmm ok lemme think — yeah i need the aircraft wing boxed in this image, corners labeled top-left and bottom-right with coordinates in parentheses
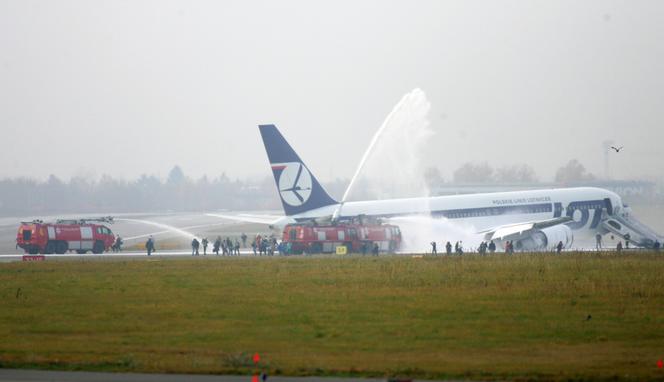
top-left (480, 216), bottom-right (573, 241)
top-left (205, 213), bottom-right (287, 226)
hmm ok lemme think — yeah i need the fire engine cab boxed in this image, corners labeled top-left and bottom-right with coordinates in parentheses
top-left (16, 217), bottom-right (116, 255)
top-left (282, 218), bottom-right (401, 254)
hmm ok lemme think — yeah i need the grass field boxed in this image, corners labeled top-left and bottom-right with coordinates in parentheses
top-left (1, 253), bottom-right (663, 381)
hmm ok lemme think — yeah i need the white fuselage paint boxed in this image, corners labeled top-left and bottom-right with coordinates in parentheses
top-left (283, 187), bottom-right (624, 245)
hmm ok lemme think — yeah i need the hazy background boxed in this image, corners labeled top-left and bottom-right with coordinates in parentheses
top-left (1, 0), bottom-right (663, 185)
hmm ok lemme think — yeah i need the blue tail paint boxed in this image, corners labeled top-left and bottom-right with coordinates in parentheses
top-left (259, 124), bottom-right (338, 216)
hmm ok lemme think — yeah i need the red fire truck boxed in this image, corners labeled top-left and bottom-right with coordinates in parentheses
top-left (282, 220), bottom-right (402, 254)
top-left (16, 217), bottom-right (116, 255)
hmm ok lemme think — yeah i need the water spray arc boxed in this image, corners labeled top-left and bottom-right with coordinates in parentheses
top-left (116, 218), bottom-right (201, 242)
top-left (332, 88), bottom-right (433, 221)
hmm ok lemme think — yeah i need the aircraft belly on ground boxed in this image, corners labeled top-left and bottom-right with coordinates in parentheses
top-left (208, 124), bottom-right (662, 250)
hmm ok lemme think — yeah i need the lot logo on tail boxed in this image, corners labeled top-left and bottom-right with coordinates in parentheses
top-left (273, 162), bottom-right (312, 206)
top-left (259, 124), bottom-right (338, 215)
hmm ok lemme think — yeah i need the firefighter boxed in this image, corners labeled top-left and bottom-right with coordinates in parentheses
top-left (146, 236), bottom-right (155, 256)
top-left (372, 242), bottom-right (379, 256)
top-left (260, 238), bottom-right (268, 256)
top-left (430, 241), bottom-right (437, 254)
top-left (213, 236), bottom-right (221, 255)
top-left (241, 233), bottom-right (248, 247)
top-left (113, 236), bottom-right (123, 252)
top-left (488, 240), bottom-right (496, 253)
top-left (255, 234), bottom-right (262, 254)
top-left (202, 237), bottom-right (209, 255)
top-left (445, 241), bottom-right (452, 255)
top-left (191, 238), bottom-right (200, 256)
top-left (556, 241), bottom-right (563, 254)
top-left (624, 233), bottom-right (631, 249)
top-left (616, 241), bottom-right (623, 253)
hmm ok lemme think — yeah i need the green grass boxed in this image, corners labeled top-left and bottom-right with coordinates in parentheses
top-left (1, 253), bottom-right (663, 381)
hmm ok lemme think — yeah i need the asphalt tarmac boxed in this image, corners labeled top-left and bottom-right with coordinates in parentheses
top-left (0, 212), bottom-right (273, 255)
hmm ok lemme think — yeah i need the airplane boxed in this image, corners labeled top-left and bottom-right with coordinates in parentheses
top-left (209, 124), bottom-right (662, 251)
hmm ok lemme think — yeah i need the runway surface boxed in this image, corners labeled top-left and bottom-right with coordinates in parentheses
top-left (0, 369), bottom-right (450, 382)
top-left (0, 212), bottom-right (274, 255)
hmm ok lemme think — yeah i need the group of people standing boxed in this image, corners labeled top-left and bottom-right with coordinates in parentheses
top-left (431, 240), bottom-right (495, 255)
top-left (142, 232), bottom-right (290, 257)
top-left (429, 239), bottom-right (567, 254)
top-left (477, 240), bottom-right (497, 255)
top-left (252, 234), bottom-right (279, 256)
top-left (191, 236), bottom-right (241, 256)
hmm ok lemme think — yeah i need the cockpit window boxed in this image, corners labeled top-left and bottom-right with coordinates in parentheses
top-left (603, 198), bottom-right (613, 216)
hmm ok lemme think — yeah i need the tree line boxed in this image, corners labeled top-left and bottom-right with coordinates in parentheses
top-left (0, 160), bottom-right (634, 217)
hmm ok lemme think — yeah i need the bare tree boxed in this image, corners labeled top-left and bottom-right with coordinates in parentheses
top-left (555, 159), bottom-right (595, 183)
top-left (495, 164), bottom-right (537, 183)
top-left (453, 162), bottom-right (494, 183)
top-left (424, 166), bottom-right (445, 189)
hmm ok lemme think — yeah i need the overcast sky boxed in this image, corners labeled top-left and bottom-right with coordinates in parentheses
top-left (1, 0), bottom-right (663, 183)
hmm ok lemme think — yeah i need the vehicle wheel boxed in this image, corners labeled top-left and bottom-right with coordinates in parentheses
top-left (76, 250), bottom-right (87, 254)
top-left (55, 241), bottom-right (68, 254)
top-left (92, 241), bottom-right (104, 254)
top-left (44, 241), bottom-right (56, 254)
top-left (310, 243), bottom-right (322, 254)
top-left (28, 247), bottom-right (39, 255)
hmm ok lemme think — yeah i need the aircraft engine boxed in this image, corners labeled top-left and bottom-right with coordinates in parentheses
top-left (512, 225), bottom-right (573, 251)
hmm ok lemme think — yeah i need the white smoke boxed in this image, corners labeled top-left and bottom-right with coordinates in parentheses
top-left (387, 215), bottom-right (482, 253)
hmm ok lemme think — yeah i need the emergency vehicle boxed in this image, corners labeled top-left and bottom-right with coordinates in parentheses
top-left (282, 219), bottom-right (401, 254)
top-left (16, 217), bottom-right (116, 255)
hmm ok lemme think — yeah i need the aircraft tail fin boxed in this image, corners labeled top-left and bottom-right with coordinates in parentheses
top-left (259, 124), bottom-right (338, 216)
